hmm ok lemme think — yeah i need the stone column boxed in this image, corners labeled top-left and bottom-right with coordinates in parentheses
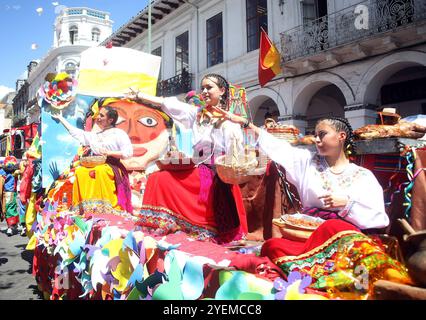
top-left (344, 104), bottom-right (378, 130)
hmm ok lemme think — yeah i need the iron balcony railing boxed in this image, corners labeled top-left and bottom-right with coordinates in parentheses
top-left (156, 72), bottom-right (193, 97)
top-left (281, 0), bottom-right (426, 62)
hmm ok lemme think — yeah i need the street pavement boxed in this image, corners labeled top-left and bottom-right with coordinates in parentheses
top-left (0, 220), bottom-right (42, 300)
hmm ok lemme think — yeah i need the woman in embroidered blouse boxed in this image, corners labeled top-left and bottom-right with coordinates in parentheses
top-left (52, 106), bottom-right (134, 214)
top-left (213, 109), bottom-right (390, 258)
top-left (126, 74), bottom-right (248, 243)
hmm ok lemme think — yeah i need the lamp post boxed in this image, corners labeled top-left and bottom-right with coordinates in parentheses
top-left (279, 0), bottom-right (285, 15)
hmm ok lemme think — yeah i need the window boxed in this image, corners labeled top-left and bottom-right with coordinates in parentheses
top-left (65, 62), bottom-right (76, 77)
top-left (301, 0), bottom-right (327, 25)
top-left (206, 13), bottom-right (223, 68)
top-left (246, 0), bottom-right (268, 52)
top-left (68, 9), bottom-right (83, 15)
top-left (87, 10), bottom-right (106, 19)
top-left (175, 31), bottom-right (189, 75)
top-left (91, 28), bottom-right (101, 42)
top-left (69, 25), bottom-right (78, 44)
top-left (151, 47), bottom-right (162, 80)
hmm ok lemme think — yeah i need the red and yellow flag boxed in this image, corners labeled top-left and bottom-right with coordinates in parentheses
top-left (258, 29), bottom-right (281, 87)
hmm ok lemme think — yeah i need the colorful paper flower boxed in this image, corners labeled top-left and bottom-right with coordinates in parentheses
top-left (274, 271), bottom-right (312, 300)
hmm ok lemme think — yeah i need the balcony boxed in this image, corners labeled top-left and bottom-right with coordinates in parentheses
top-left (156, 72), bottom-right (193, 97)
top-left (280, 0), bottom-right (426, 75)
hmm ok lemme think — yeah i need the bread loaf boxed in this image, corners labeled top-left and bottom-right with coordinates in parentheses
top-left (354, 121), bottom-right (426, 140)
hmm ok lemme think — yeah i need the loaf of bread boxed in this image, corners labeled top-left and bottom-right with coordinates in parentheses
top-left (354, 121), bottom-right (426, 140)
top-left (298, 135), bottom-right (316, 145)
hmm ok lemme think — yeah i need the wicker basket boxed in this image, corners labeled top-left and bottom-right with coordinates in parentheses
top-left (259, 119), bottom-right (300, 167)
top-left (80, 155), bottom-right (107, 168)
top-left (265, 118), bottom-right (300, 144)
top-left (272, 214), bottom-right (324, 242)
top-left (272, 218), bottom-right (314, 242)
top-left (216, 156), bottom-right (258, 185)
top-left (279, 226), bottom-right (313, 242)
top-left (216, 141), bottom-right (258, 185)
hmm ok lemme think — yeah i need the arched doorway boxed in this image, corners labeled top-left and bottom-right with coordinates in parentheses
top-left (305, 84), bottom-right (346, 134)
top-left (379, 66), bottom-right (426, 118)
top-left (360, 51), bottom-right (426, 116)
top-left (248, 95), bottom-right (280, 127)
top-left (252, 98), bottom-right (280, 126)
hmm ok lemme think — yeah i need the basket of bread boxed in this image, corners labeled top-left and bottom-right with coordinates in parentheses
top-left (355, 109), bottom-right (426, 140)
top-left (272, 213), bottom-right (325, 242)
top-left (264, 118), bottom-right (300, 144)
top-left (354, 121), bottom-right (426, 140)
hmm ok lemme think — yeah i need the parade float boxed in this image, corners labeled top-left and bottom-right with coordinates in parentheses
top-left (25, 47), bottom-right (425, 301)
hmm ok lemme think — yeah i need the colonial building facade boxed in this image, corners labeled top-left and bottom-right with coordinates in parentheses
top-left (26, 7), bottom-right (113, 125)
top-left (0, 92), bottom-right (15, 156)
top-left (103, 0), bottom-right (426, 133)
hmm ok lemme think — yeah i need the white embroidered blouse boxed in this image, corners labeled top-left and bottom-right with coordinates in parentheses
top-left (258, 130), bottom-right (389, 229)
top-left (162, 97), bottom-right (244, 163)
top-left (68, 126), bottom-right (133, 159)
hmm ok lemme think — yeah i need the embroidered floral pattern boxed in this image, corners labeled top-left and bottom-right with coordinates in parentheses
top-left (312, 154), bottom-right (369, 193)
top-left (136, 206), bottom-right (217, 241)
top-left (71, 199), bottom-right (138, 222)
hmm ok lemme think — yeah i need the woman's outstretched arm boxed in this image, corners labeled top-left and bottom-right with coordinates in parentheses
top-left (211, 106), bottom-right (311, 186)
top-left (51, 112), bottom-right (91, 146)
top-left (126, 91), bottom-right (197, 129)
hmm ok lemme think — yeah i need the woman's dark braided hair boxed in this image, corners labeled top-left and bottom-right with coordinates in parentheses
top-left (202, 73), bottom-right (230, 110)
top-left (318, 116), bottom-right (357, 157)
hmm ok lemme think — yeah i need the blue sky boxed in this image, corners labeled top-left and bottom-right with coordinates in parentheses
top-left (0, 0), bottom-right (148, 98)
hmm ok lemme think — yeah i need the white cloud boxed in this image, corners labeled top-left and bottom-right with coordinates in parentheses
top-left (52, 2), bottom-right (59, 6)
top-left (18, 70), bottom-right (28, 80)
top-left (31, 43), bottom-right (39, 50)
top-left (55, 5), bottom-right (67, 15)
top-left (42, 123), bottom-right (48, 134)
top-left (56, 133), bottom-right (79, 146)
top-left (49, 156), bottom-right (72, 169)
top-left (0, 85), bottom-right (14, 100)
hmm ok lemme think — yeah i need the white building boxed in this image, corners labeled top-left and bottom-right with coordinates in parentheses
top-left (0, 92), bottom-right (15, 132)
top-left (103, 0), bottom-right (426, 133)
top-left (26, 7), bottom-right (113, 125)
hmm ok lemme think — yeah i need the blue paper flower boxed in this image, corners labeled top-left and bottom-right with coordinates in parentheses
top-left (273, 271), bottom-right (312, 300)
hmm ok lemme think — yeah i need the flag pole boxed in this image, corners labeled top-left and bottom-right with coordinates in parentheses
top-left (148, 0), bottom-right (152, 53)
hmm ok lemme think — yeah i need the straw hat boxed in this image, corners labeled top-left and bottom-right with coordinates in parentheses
top-left (378, 107), bottom-right (401, 124)
top-left (379, 107), bottom-right (400, 117)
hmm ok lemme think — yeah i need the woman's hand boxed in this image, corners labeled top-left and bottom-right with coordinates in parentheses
top-left (98, 148), bottom-right (125, 159)
top-left (125, 88), bottom-right (139, 101)
top-left (318, 193), bottom-right (349, 209)
top-left (98, 148), bottom-right (110, 157)
top-left (51, 111), bottom-right (63, 121)
top-left (124, 88), bottom-right (164, 106)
